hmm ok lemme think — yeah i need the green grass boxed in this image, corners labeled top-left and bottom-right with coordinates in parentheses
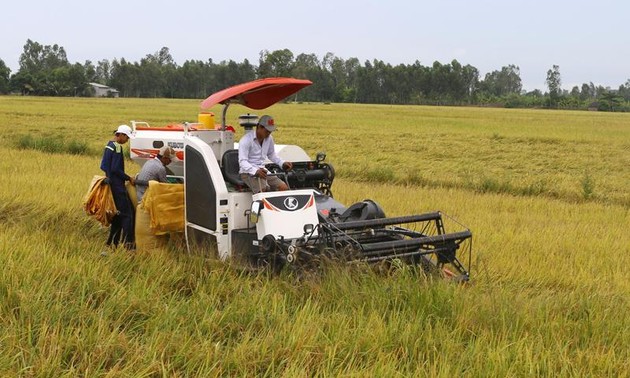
top-left (0, 96), bottom-right (629, 376)
top-left (17, 134), bottom-right (91, 155)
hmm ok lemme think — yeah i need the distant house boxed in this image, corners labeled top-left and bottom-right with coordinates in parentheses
top-left (89, 82), bottom-right (120, 98)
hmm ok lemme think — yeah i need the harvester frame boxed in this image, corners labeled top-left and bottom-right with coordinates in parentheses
top-left (129, 77), bottom-right (473, 281)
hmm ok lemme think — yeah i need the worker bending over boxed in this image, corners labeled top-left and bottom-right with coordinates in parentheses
top-left (135, 146), bottom-right (175, 203)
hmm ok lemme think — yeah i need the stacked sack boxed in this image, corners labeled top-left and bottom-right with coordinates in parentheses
top-left (82, 175), bottom-right (117, 227)
top-left (135, 181), bottom-right (184, 252)
top-left (141, 181), bottom-right (184, 233)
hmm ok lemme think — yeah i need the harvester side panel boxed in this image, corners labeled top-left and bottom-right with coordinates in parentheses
top-left (184, 137), bottom-right (230, 259)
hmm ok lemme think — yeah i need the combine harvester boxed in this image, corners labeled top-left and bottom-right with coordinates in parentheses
top-left (129, 78), bottom-right (472, 281)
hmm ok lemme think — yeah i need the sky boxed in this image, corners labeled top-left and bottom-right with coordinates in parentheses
top-left (2, 0), bottom-right (628, 91)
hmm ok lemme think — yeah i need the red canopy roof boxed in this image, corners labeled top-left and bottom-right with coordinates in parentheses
top-left (200, 77), bottom-right (312, 110)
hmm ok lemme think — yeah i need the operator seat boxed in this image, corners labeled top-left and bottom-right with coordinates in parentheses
top-left (221, 149), bottom-right (247, 189)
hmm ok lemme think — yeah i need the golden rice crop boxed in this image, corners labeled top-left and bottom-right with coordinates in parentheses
top-left (0, 96), bottom-right (629, 376)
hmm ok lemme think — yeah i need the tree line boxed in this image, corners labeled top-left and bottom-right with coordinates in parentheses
top-left (1, 39), bottom-right (629, 111)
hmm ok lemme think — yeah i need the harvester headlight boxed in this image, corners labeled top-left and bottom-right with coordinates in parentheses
top-left (303, 224), bottom-right (314, 235)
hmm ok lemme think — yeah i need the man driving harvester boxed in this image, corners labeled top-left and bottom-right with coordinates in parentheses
top-left (238, 115), bottom-right (293, 193)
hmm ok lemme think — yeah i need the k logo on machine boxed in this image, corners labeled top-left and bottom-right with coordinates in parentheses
top-left (284, 197), bottom-right (299, 210)
top-left (265, 194), bottom-right (312, 211)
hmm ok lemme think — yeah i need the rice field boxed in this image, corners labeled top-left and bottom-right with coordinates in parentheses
top-left (0, 96), bottom-right (629, 376)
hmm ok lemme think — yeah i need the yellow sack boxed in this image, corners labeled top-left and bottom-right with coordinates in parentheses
top-left (135, 204), bottom-right (169, 253)
top-left (141, 181), bottom-right (184, 233)
top-left (82, 175), bottom-right (117, 227)
top-left (126, 181), bottom-right (138, 209)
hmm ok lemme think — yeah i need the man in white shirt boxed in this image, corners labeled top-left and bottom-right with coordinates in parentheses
top-left (238, 115), bottom-right (293, 193)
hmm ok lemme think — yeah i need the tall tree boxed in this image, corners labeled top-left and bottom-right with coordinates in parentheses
top-left (15, 39), bottom-right (72, 95)
top-left (317, 52), bottom-right (337, 101)
top-left (343, 57), bottom-right (360, 103)
top-left (599, 91), bottom-right (623, 111)
top-left (618, 79), bottom-right (630, 101)
top-left (406, 60), bottom-right (428, 104)
top-left (10, 71), bottom-right (36, 95)
top-left (292, 53), bottom-right (321, 101)
top-left (83, 60), bottom-right (97, 83)
top-left (461, 63), bottom-right (480, 102)
top-left (0, 59), bottom-right (10, 94)
top-left (68, 63), bottom-right (89, 96)
top-left (140, 47), bottom-right (176, 97)
top-left (580, 82), bottom-right (594, 101)
top-left (95, 59), bottom-right (112, 84)
top-left (546, 64), bottom-right (562, 107)
top-left (110, 58), bottom-right (139, 97)
top-left (138, 57), bottom-right (162, 97)
top-left (153, 46), bottom-right (175, 66)
top-left (178, 60), bottom-right (206, 98)
top-left (258, 49), bottom-right (294, 77)
top-left (327, 54), bottom-right (348, 102)
top-left (481, 65), bottom-right (522, 96)
top-left (235, 58), bottom-right (256, 84)
top-left (428, 61), bottom-right (452, 104)
top-left (18, 39), bottom-right (69, 78)
top-left (355, 60), bottom-right (376, 103)
top-left (44, 63), bottom-right (87, 96)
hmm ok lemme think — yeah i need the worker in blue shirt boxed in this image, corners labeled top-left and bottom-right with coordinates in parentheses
top-left (100, 124), bottom-right (135, 252)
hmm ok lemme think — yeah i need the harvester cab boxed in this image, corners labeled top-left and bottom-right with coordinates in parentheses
top-left (129, 77), bottom-right (472, 281)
